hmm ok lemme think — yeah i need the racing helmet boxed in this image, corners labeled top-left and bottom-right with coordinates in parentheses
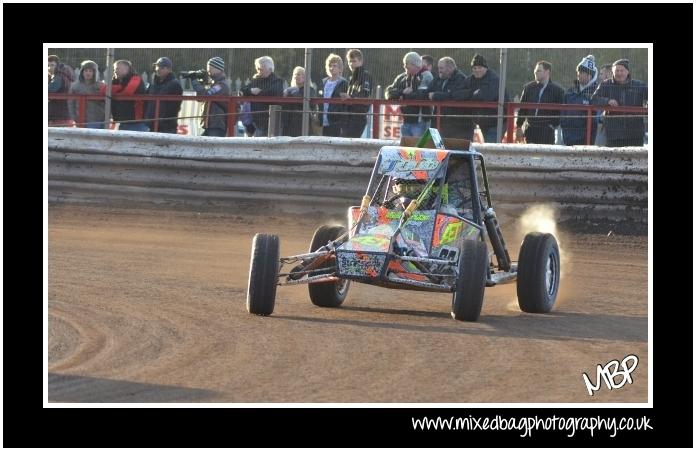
top-left (392, 178), bottom-right (426, 198)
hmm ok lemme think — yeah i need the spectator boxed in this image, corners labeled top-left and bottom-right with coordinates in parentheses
top-left (386, 52), bottom-right (433, 137)
top-left (191, 56), bottom-right (231, 137)
top-left (420, 54), bottom-right (435, 129)
top-left (599, 64), bottom-right (613, 82)
top-left (104, 60), bottom-right (148, 132)
top-left (593, 64), bottom-right (614, 145)
top-left (145, 57), bottom-right (183, 134)
top-left (421, 54), bottom-right (434, 75)
top-left (48, 55), bottom-right (75, 127)
top-left (560, 55), bottom-right (599, 145)
top-left (282, 66), bottom-right (317, 137)
top-left (515, 60), bottom-right (564, 144)
top-left (427, 57), bottom-right (473, 140)
top-left (341, 49), bottom-right (374, 138)
top-left (591, 59), bottom-right (647, 147)
top-left (240, 56), bottom-right (284, 137)
top-left (469, 53), bottom-right (509, 143)
top-left (68, 60), bottom-right (105, 129)
top-left (319, 53), bottom-right (348, 137)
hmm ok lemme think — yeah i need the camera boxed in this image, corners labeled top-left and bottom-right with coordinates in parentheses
top-left (180, 69), bottom-right (208, 81)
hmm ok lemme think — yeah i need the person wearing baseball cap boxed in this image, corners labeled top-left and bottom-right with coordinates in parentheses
top-left (145, 57), bottom-right (183, 134)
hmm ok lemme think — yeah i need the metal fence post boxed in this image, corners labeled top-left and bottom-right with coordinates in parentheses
top-left (372, 86), bottom-right (382, 138)
top-left (496, 48), bottom-right (508, 143)
top-left (268, 105), bottom-right (281, 137)
top-left (104, 48), bottom-right (114, 129)
top-left (585, 109), bottom-right (593, 145)
top-left (302, 48), bottom-right (312, 137)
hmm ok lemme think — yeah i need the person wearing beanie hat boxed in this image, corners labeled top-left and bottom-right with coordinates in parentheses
top-left (190, 56), bottom-right (230, 137)
top-left (576, 55), bottom-right (597, 81)
top-left (610, 59), bottom-right (630, 85)
top-left (612, 59), bottom-right (629, 72)
top-left (145, 56), bottom-right (183, 134)
top-left (68, 60), bottom-right (106, 128)
top-left (207, 56), bottom-right (225, 73)
top-left (560, 55), bottom-right (600, 145)
top-left (591, 57), bottom-right (647, 146)
top-left (471, 53), bottom-right (488, 69)
top-left (469, 53), bottom-right (509, 143)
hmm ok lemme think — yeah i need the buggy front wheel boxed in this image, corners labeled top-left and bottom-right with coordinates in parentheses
top-left (516, 232), bottom-right (560, 313)
top-left (247, 234), bottom-right (280, 316)
top-left (451, 239), bottom-right (488, 321)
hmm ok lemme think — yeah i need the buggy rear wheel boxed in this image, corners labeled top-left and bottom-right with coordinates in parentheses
top-left (516, 232), bottom-right (560, 313)
top-left (308, 225), bottom-right (350, 308)
top-left (451, 239), bottom-right (488, 321)
top-left (246, 234), bottom-right (280, 316)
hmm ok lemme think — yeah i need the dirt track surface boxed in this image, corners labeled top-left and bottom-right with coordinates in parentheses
top-left (48, 204), bottom-right (649, 403)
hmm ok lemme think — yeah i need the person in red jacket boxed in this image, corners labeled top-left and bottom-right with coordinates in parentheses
top-left (100, 60), bottom-right (148, 132)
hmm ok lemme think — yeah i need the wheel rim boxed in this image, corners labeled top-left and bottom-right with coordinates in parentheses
top-left (545, 252), bottom-right (558, 296)
top-left (336, 279), bottom-right (349, 295)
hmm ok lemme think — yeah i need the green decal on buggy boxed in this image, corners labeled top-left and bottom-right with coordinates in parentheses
top-left (440, 221), bottom-right (464, 245)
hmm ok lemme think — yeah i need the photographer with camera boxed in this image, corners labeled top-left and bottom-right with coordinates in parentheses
top-left (145, 57), bottom-right (183, 134)
top-left (186, 57), bottom-right (230, 137)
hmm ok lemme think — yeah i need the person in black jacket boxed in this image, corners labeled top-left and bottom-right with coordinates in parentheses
top-left (341, 49), bottom-right (373, 138)
top-left (240, 56), bottom-right (285, 137)
top-left (515, 61), bottom-right (565, 144)
top-left (469, 53), bottom-right (509, 143)
top-left (385, 52), bottom-right (433, 137)
top-left (426, 57), bottom-right (473, 140)
top-left (591, 59), bottom-right (647, 147)
top-left (145, 57), bottom-right (183, 134)
top-left (282, 66), bottom-right (318, 137)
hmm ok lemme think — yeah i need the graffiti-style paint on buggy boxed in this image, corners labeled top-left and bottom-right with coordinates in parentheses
top-left (247, 128), bottom-right (560, 322)
top-left (378, 146), bottom-right (448, 180)
top-left (336, 252), bottom-right (386, 278)
top-left (345, 204), bottom-right (480, 280)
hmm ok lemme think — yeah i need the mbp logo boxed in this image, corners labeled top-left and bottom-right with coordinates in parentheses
top-left (582, 354), bottom-right (639, 396)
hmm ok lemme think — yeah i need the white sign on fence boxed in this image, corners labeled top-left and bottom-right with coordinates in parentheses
top-left (378, 104), bottom-right (403, 140)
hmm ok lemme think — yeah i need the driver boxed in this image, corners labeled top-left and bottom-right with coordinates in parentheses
top-left (390, 178), bottom-right (426, 210)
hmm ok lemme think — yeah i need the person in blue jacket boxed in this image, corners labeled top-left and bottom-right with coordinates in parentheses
top-left (560, 55), bottom-right (599, 145)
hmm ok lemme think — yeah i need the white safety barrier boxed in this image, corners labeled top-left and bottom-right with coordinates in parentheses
top-left (48, 128), bottom-right (647, 222)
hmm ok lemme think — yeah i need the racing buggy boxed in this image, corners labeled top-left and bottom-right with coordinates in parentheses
top-left (247, 129), bottom-right (560, 321)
